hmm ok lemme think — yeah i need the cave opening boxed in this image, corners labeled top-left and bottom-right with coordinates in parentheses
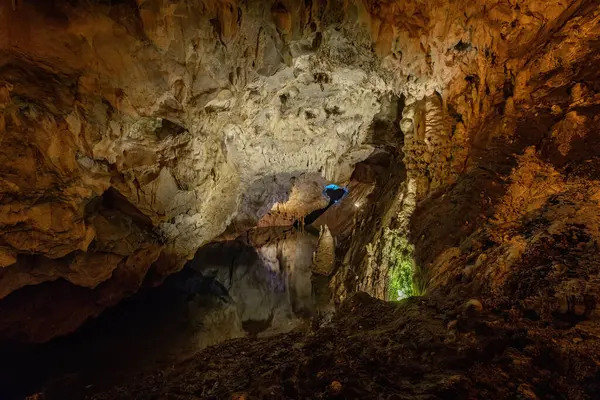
top-left (323, 184), bottom-right (348, 204)
top-left (294, 183), bottom-right (349, 229)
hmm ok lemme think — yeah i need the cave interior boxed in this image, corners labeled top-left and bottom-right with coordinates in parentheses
top-left (1, 0), bottom-right (600, 398)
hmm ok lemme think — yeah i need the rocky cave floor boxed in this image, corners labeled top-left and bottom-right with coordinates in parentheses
top-left (85, 291), bottom-right (599, 400)
top-left (10, 187), bottom-right (600, 400)
top-left (86, 216), bottom-right (600, 400)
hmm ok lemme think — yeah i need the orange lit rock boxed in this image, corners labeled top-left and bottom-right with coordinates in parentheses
top-left (1, 0), bottom-right (600, 350)
top-left (329, 380), bottom-right (343, 395)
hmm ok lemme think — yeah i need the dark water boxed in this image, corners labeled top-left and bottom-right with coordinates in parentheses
top-left (0, 231), bottom-right (329, 400)
top-left (0, 269), bottom-right (193, 399)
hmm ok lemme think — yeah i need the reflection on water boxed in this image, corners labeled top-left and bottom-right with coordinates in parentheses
top-left (185, 228), bottom-right (323, 343)
top-left (0, 228), bottom-right (329, 400)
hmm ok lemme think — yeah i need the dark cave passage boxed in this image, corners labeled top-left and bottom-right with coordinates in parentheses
top-left (323, 184), bottom-right (349, 204)
top-left (294, 184), bottom-right (348, 228)
top-left (0, 269), bottom-right (195, 400)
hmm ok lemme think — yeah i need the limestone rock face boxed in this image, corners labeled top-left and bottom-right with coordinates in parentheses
top-left (329, 0), bottom-right (600, 318)
top-left (312, 225), bottom-right (335, 276)
top-left (2, 0), bottom-right (600, 346)
top-left (1, 0), bottom-right (600, 396)
top-left (0, 0), bottom-right (392, 340)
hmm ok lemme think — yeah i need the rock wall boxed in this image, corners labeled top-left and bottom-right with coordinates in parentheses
top-left (330, 0), bottom-right (600, 325)
top-left (1, 0), bottom-right (600, 396)
top-left (0, 0), bottom-right (394, 341)
top-left (2, 0), bottom-right (600, 344)
top-left (405, 0), bottom-right (600, 311)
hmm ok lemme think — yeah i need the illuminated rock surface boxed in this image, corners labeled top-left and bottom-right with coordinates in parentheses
top-left (1, 0), bottom-right (600, 398)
